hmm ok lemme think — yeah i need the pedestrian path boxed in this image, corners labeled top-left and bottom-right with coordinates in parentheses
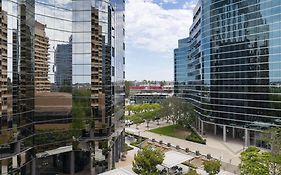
top-left (137, 131), bottom-right (241, 166)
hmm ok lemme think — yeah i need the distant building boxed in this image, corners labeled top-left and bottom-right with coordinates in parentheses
top-left (34, 21), bottom-right (50, 92)
top-left (0, 10), bottom-right (12, 126)
top-left (129, 85), bottom-right (172, 104)
top-left (174, 37), bottom-right (190, 99)
top-left (130, 86), bottom-right (163, 94)
top-left (130, 93), bottom-right (170, 104)
top-left (55, 36), bottom-right (72, 91)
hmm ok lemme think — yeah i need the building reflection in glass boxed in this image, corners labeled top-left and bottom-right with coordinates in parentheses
top-left (0, 0), bottom-right (125, 174)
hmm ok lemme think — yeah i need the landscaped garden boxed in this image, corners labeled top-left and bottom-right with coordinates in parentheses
top-left (150, 124), bottom-right (206, 144)
top-left (126, 132), bottom-right (147, 148)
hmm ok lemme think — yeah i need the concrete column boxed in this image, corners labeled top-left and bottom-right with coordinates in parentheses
top-left (108, 149), bottom-right (113, 170)
top-left (195, 118), bottom-right (198, 130)
top-left (201, 120), bottom-right (204, 135)
top-left (12, 156), bottom-right (17, 169)
top-left (253, 131), bottom-right (257, 147)
top-left (196, 118), bottom-right (200, 130)
top-left (214, 124), bottom-right (217, 135)
top-left (232, 127), bottom-right (235, 139)
top-left (32, 158), bottom-right (36, 175)
top-left (223, 125), bottom-right (227, 142)
top-left (70, 151), bottom-right (75, 175)
top-left (245, 128), bottom-right (249, 147)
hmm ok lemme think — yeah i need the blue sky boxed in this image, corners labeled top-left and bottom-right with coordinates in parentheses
top-left (125, 0), bottom-right (197, 81)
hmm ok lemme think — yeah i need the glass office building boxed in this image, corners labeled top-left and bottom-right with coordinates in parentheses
top-left (0, 0), bottom-right (125, 174)
top-left (174, 37), bottom-right (190, 99)
top-left (175, 0), bottom-right (281, 147)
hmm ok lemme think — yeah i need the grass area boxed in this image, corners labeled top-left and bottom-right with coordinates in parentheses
top-left (149, 125), bottom-right (188, 139)
top-left (149, 125), bottom-right (206, 144)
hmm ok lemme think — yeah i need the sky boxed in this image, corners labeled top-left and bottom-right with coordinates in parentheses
top-left (125, 0), bottom-right (198, 81)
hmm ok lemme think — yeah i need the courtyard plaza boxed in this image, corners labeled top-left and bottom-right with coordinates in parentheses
top-left (125, 120), bottom-right (243, 167)
top-left (107, 131), bottom-right (237, 175)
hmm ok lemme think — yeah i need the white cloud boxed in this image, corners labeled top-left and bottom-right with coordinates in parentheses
top-left (161, 0), bottom-right (177, 4)
top-left (125, 0), bottom-right (193, 54)
top-left (183, 0), bottom-right (198, 9)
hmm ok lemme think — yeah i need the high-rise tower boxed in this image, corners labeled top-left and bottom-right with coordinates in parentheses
top-left (0, 0), bottom-right (125, 174)
top-left (175, 0), bottom-right (281, 148)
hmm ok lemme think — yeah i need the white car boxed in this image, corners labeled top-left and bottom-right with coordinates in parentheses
top-left (125, 120), bottom-right (134, 126)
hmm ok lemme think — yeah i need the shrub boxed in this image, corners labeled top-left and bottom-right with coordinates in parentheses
top-left (203, 160), bottom-right (221, 175)
top-left (186, 131), bottom-right (206, 144)
top-left (185, 169), bottom-right (199, 175)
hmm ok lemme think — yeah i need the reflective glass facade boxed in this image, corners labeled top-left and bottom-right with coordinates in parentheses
top-left (174, 37), bottom-right (190, 98)
top-left (176, 0), bottom-right (281, 139)
top-left (0, 0), bottom-right (125, 174)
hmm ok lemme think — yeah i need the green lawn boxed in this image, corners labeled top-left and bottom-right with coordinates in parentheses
top-left (149, 125), bottom-right (188, 139)
top-left (149, 125), bottom-right (206, 144)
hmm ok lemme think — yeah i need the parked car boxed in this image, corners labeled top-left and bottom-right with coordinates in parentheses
top-left (125, 120), bottom-right (134, 126)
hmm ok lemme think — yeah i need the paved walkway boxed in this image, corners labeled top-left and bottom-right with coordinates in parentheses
top-left (126, 121), bottom-right (242, 167)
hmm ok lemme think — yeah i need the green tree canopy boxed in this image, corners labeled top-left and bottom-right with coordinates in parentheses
top-left (185, 169), bottom-right (199, 175)
top-left (263, 127), bottom-right (281, 175)
top-left (240, 147), bottom-right (270, 175)
top-left (125, 80), bottom-right (133, 98)
top-left (129, 114), bottom-right (144, 129)
top-left (160, 96), bottom-right (195, 128)
top-left (132, 146), bottom-right (164, 175)
top-left (203, 160), bottom-right (221, 175)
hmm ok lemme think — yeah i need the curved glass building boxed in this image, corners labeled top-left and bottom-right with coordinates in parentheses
top-left (175, 0), bottom-right (281, 147)
top-left (174, 37), bottom-right (190, 99)
top-left (0, 0), bottom-right (125, 174)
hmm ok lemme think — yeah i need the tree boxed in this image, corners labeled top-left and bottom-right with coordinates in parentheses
top-left (129, 114), bottom-right (144, 129)
top-left (177, 100), bottom-right (196, 128)
top-left (185, 169), bottom-right (199, 175)
top-left (263, 128), bottom-right (281, 175)
top-left (141, 110), bottom-right (156, 128)
top-left (132, 104), bottom-right (142, 114)
top-left (125, 80), bottom-right (133, 98)
top-left (132, 146), bottom-right (164, 175)
top-left (160, 96), bottom-right (179, 123)
top-left (240, 147), bottom-right (270, 175)
top-left (126, 105), bottom-right (134, 116)
top-left (203, 160), bottom-right (221, 175)
top-left (160, 97), bottom-right (195, 127)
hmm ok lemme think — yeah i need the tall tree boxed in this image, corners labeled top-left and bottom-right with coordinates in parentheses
top-left (132, 146), bottom-right (164, 175)
top-left (203, 160), bottom-right (221, 175)
top-left (141, 110), bottom-right (157, 128)
top-left (263, 128), bottom-right (281, 175)
top-left (129, 114), bottom-right (144, 129)
top-left (240, 147), bottom-right (270, 175)
top-left (177, 100), bottom-right (196, 128)
top-left (160, 96), bottom-right (195, 127)
top-left (125, 80), bottom-right (133, 98)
